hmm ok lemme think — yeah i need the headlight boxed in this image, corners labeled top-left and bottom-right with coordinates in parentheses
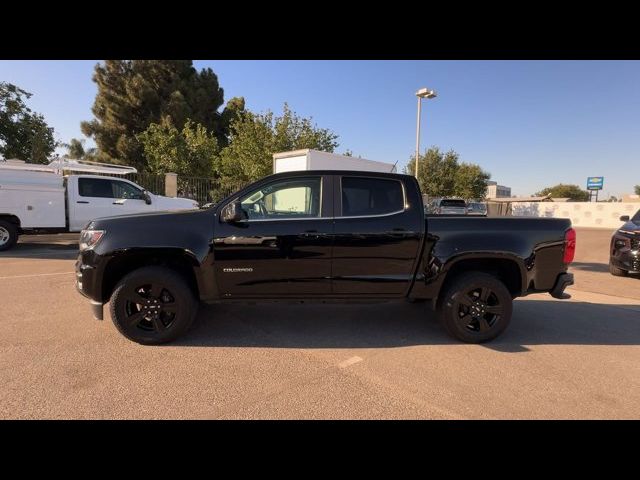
top-left (618, 229), bottom-right (636, 235)
top-left (79, 229), bottom-right (105, 250)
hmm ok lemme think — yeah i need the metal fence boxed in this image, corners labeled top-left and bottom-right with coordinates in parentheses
top-left (93, 172), bottom-right (166, 196)
top-left (124, 172), bottom-right (165, 196)
top-left (177, 176), bottom-right (247, 205)
top-left (93, 171), bottom-right (247, 206)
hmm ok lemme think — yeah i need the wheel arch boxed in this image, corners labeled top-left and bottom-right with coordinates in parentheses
top-left (438, 254), bottom-right (526, 302)
top-left (101, 248), bottom-right (201, 303)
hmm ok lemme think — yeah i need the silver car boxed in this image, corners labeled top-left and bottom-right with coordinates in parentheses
top-left (466, 202), bottom-right (487, 216)
top-left (429, 198), bottom-right (468, 215)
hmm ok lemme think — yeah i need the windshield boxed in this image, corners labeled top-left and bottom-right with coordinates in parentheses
top-left (632, 209), bottom-right (640, 224)
top-left (440, 199), bottom-right (466, 208)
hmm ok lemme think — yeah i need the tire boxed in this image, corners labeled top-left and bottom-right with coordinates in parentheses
top-left (609, 262), bottom-right (628, 277)
top-left (109, 266), bottom-right (198, 345)
top-left (0, 220), bottom-right (19, 252)
top-left (439, 271), bottom-right (513, 343)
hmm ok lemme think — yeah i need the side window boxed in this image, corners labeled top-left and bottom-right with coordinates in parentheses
top-left (111, 180), bottom-right (144, 200)
top-left (341, 177), bottom-right (404, 217)
top-left (78, 178), bottom-right (114, 198)
top-left (240, 177), bottom-right (322, 220)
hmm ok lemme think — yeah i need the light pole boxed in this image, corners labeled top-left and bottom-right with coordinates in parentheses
top-left (414, 87), bottom-right (437, 178)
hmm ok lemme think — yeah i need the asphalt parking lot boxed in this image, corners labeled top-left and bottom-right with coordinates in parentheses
top-left (0, 228), bottom-right (638, 419)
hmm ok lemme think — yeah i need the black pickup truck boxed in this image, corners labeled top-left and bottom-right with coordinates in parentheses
top-left (76, 170), bottom-right (575, 345)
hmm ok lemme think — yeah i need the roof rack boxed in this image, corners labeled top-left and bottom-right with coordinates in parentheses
top-left (0, 157), bottom-right (137, 175)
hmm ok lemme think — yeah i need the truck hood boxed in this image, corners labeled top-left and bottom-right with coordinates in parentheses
top-left (151, 193), bottom-right (200, 210)
top-left (88, 208), bottom-right (216, 262)
top-left (619, 220), bottom-right (640, 234)
top-left (89, 208), bottom-right (212, 229)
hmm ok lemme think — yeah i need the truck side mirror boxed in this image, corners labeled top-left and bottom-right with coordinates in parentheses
top-left (619, 215), bottom-right (630, 222)
top-left (221, 200), bottom-right (244, 223)
top-left (143, 190), bottom-right (152, 205)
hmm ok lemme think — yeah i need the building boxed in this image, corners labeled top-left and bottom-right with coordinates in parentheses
top-left (622, 194), bottom-right (640, 203)
top-left (486, 181), bottom-right (512, 199)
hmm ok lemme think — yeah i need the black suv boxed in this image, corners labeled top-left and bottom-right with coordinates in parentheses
top-left (610, 210), bottom-right (640, 276)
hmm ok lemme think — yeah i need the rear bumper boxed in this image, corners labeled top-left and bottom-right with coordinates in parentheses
top-left (549, 272), bottom-right (574, 299)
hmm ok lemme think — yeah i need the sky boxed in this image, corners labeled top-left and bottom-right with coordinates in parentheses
top-left (1, 60), bottom-right (638, 197)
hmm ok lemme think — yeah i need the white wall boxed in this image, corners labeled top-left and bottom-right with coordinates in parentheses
top-left (511, 202), bottom-right (639, 229)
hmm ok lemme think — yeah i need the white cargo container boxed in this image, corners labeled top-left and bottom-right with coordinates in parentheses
top-left (273, 149), bottom-right (397, 174)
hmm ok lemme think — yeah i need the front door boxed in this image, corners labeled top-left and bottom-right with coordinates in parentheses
top-left (332, 175), bottom-right (423, 295)
top-left (71, 177), bottom-right (150, 230)
top-left (213, 175), bottom-right (333, 297)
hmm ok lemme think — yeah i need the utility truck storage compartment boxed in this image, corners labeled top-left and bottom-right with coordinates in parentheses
top-left (273, 149), bottom-right (397, 174)
top-left (0, 168), bottom-right (66, 228)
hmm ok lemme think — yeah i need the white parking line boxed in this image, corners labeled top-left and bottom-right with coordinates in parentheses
top-left (0, 272), bottom-right (75, 280)
top-left (338, 356), bottom-right (363, 369)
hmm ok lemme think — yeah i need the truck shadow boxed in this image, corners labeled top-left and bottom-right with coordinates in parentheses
top-left (177, 299), bottom-right (640, 352)
top-left (570, 262), bottom-right (611, 273)
top-left (0, 236), bottom-right (79, 260)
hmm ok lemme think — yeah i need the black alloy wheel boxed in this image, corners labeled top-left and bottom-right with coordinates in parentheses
top-left (440, 271), bottom-right (513, 343)
top-left (110, 266), bottom-right (198, 345)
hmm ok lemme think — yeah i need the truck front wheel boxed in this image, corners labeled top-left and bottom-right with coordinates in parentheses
top-left (609, 263), bottom-right (628, 277)
top-left (0, 220), bottom-right (18, 251)
top-left (439, 272), bottom-right (513, 343)
top-left (109, 266), bottom-right (198, 345)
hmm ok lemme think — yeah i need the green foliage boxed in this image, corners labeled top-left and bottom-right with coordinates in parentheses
top-left (81, 60), bottom-right (243, 171)
top-left (62, 138), bottom-right (97, 160)
top-left (0, 82), bottom-right (56, 163)
top-left (535, 184), bottom-right (590, 201)
top-left (635, 185), bottom-right (640, 195)
top-left (218, 104), bottom-right (339, 189)
top-left (137, 119), bottom-right (219, 177)
top-left (404, 147), bottom-right (490, 199)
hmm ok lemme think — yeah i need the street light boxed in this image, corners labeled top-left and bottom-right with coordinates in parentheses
top-left (415, 87), bottom-right (437, 178)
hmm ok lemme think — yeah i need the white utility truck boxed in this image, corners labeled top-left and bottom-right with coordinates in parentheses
top-left (272, 149), bottom-right (397, 174)
top-left (0, 158), bottom-right (199, 251)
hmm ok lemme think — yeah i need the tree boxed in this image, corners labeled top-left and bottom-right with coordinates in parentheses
top-left (535, 184), bottom-right (590, 201)
top-left (0, 82), bottom-right (56, 163)
top-left (635, 185), bottom-right (640, 195)
top-left (137, 119), bottom-right (219, 178)
top-left (81, 60), bottom-right (243, 171)
top-left (217, 104), bottom-right (339, 189)
top-left (61, 138), bottom-right (97, 160)
top-left (455, 162), bottom-right (492, 200)
top-left (404, 147), bottom-right (490, 199)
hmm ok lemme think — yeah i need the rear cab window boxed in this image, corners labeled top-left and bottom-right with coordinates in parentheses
top-left (341, 176), bottom-right (405, 217)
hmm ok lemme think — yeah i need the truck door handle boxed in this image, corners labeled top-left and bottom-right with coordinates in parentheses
top-left (112, 202), bottom-right (124, 205)
top-left (76, 201), bottom-right (89, 204)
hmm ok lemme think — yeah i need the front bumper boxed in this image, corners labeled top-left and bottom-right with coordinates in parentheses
top-left (75, 252), bottom-right (105, 320)
top-left (549, 272), bottom-right (574, 299)
top-left (610, 251), bottom-right (640, 274)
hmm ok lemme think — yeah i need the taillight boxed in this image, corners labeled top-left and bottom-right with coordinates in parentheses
top-left (563, 228), bottom-right (576, 264)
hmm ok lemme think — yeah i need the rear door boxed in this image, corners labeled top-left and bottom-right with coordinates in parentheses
top-left (332, 175), bottom-right (424, 295)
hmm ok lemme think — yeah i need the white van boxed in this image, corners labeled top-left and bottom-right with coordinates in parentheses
top-left (0, 158), bottom-right (199, 251)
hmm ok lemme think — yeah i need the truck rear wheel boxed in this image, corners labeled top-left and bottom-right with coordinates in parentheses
top-left (109, 266), bottom-right (198, 345)
top-left (439, 272), bottom-right (512, 343)
top-left (0, 220), bottom-right (18, 251)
